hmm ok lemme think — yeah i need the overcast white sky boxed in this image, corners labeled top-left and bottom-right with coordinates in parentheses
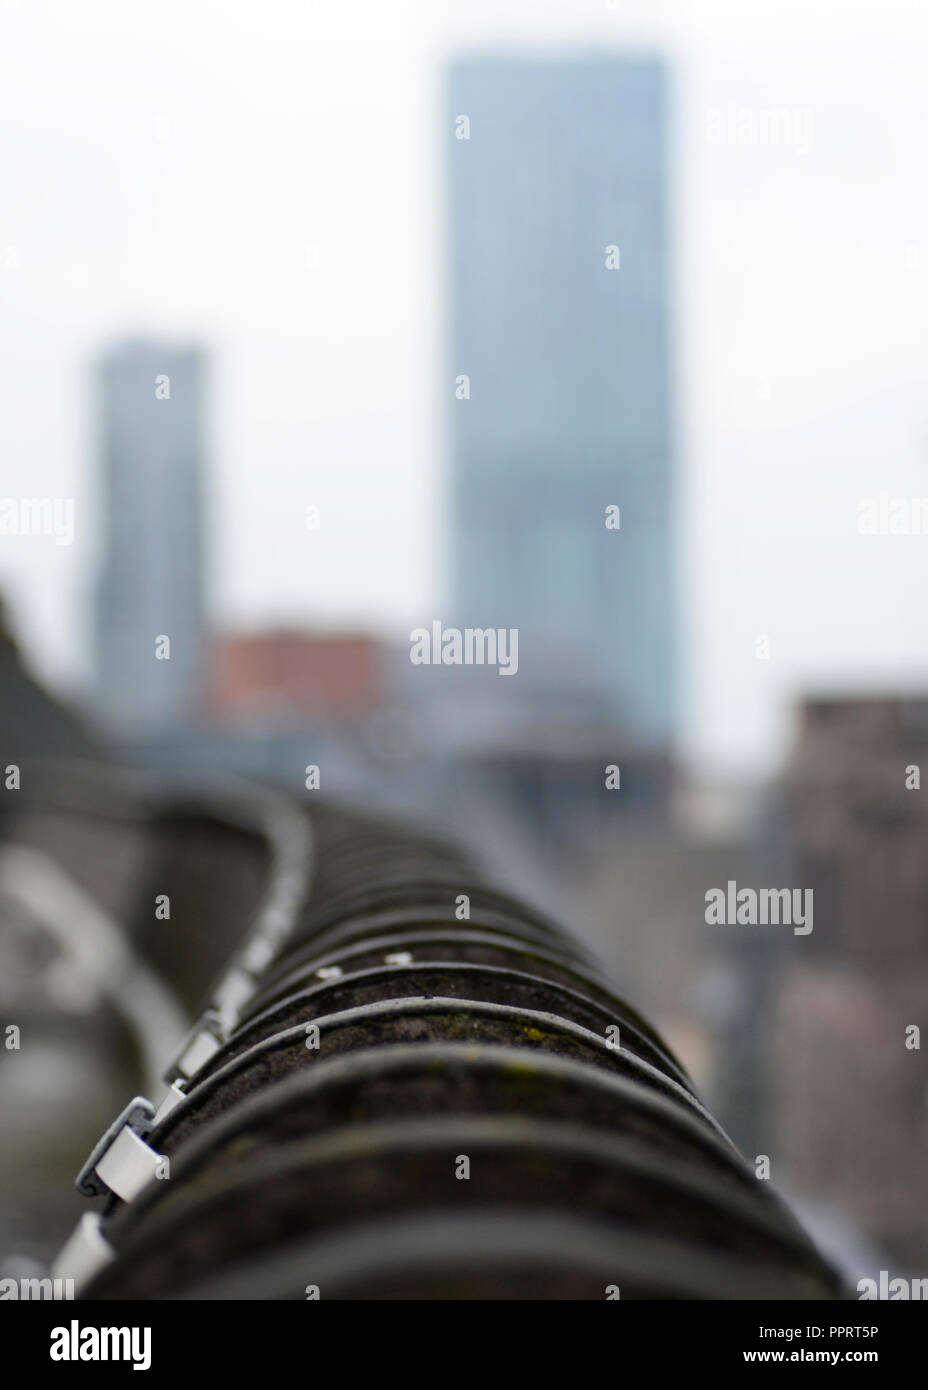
top-left (1, 0), bottom-right (927, 774)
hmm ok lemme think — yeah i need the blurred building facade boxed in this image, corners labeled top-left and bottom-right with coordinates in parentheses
top-left (93, 338), bottom-right (207, 733)
top-left (771, 697), bottom-right (928, 1269)
top-left (445, 52), bottom-right (675, 747)
top-left (207, 630), bottom-right (386, 726)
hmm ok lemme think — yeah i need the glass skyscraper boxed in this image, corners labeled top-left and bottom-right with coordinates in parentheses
top-left (446, 52), bottom-right (675, 746)
top-left (93, 338), bottom-right (206, 732)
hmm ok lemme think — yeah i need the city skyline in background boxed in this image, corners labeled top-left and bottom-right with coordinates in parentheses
top-left (78, 50), bottom-right (680, 768)
top-left (1, 0), bottom-right (928, 777)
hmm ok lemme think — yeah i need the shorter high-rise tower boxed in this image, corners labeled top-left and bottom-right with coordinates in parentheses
top-left (93, 338), bottom-right (206, 732)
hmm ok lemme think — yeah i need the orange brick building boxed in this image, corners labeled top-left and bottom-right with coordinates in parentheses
top-left (207, 630), bottom-right (386, 724)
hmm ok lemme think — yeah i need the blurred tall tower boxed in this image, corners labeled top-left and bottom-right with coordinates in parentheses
top-left (93, 338), bottom-right (206, 733)
top-left (446, 53), bottom-right (675, 746)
